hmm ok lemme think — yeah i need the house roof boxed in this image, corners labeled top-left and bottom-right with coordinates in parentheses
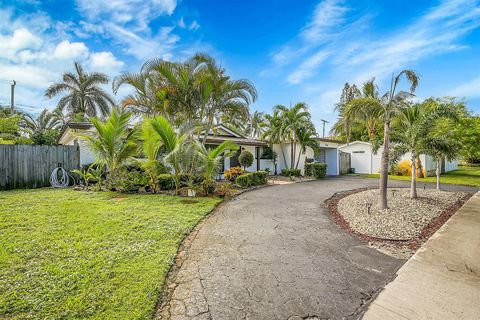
top-left (339, 140), bottom-right (372, 149)
top-left (316, 137), bottom-right (344, 144)
top-left (57, 122), bottom-right (93, 143)
top-left (58, 121), bottom-right (267, 147)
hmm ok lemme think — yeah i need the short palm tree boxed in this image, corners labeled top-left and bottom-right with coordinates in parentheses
top-left (22, 109), bottom-right (61, 133)
top-left (423, 137), bottom-right (460, 190)
top-left (391, 102), bottom-right (458, 198)
top-left (80, 107), bottom-right (139, 185)
top-left (295, 127), bottom-right (319, 169)
top-left (347, 70), bottom-right (420, 209)
top-left (137, 119), bottom-right (164, 193)
top-left (150, 115), bottom-right (191, 195)
top-left (195, 140), bottom-right (239, 194)
top-left (45, 62), bottom-right (115, 118)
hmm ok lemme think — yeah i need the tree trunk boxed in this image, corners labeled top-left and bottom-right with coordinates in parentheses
top-left (295, 147), bottom-right (302, 169)
top-left (417, 156), bottom-right (424, 178)
top-left (410, 153), bottom-right (417, 198)
top-left (290, 138), bottom-right (295, 169)
top-left (279, 142), bottom-right (288, 171)
top-left (379, 121), bottom-right (390, 209)
top-left (436, 157), bottom-right (441, 190)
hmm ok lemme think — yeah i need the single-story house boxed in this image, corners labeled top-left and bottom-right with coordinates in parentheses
top-left (339, 140), bottom-right (458, 176)
top-left (58, 122), bottom-right (344, 175)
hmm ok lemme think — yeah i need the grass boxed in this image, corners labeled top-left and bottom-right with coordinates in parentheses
top-left (358, 166), bottom-right (480, 187)
top-left (0, 189), bottom-right (221, 319)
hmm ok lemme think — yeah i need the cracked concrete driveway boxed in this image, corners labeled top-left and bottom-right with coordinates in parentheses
top-left (156, 177), bottom-right (475, 320)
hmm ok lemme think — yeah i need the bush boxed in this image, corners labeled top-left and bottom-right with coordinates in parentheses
top-left (224, 166), bottom-right (244, 182)
top-left (280, 168), bottom-right (301, 177)
top-left (110, 169), bottom-right (149, 192)
top-left (236, 171), bottom-right (268, 188)
top-left (304, 163), bottom-right (327, 179)
top-left (158, 174), bottom-right (175, 190)
top-left (238, 150), bottom-right (254, 169)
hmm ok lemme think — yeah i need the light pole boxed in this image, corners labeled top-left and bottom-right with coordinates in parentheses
top-left (320, 119), bottom-right (329, 138)
top-left (10, 80), bottom-right (16, 113)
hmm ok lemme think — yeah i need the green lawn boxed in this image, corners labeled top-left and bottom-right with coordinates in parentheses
top-left (359, 166), bottom-right (480, 187)
top-left (0, 189), bottom-right (221, 319)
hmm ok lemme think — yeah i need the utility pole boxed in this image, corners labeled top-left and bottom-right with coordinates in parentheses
top-left (320, 119), bottom-right (329, 138)
top-left (10, 80), bottom-right (16, 114)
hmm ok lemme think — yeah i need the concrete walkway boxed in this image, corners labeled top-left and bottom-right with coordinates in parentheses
top-left (363, 192), bottom-right (480, 320)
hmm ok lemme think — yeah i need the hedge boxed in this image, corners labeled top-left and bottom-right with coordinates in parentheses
top-left (236, 171), bottom-right (268, 188)
top-left (304, 163), bottom-right (327, 179)
top-left (280, 168), bottom-right (301, 177)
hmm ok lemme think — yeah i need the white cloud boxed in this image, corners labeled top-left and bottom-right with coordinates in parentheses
top-left (189, 20), bottom-right (200, 31)
top-left (0, 28), bottom-right (42, 60)
top-left (300, 0), bottom-right (349, 43)
top-left (287, 50), bottom-right (331, 84)
top-left (449, 76), bottom-right (480, 98)
top-left (89, 51), bottom-right (125, 72)
top-left (54, 40), bottom-right (89, 60)
top-left (76, 0), bottom-right (177, 31)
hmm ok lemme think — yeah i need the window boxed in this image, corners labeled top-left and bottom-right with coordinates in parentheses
top-left (259, 146), bottom-right (274, 159)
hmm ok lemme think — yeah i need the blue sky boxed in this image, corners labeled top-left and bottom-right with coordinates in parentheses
top-left (1, 0), bottom-right (480, 132)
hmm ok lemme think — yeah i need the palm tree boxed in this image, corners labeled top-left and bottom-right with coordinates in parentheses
top-left (275, 103), bottom-right (314, 169)
top-left (195, 140), bottom-right (239, 194)
top-left (137, 119), bottom-right (164, 193)
top-left (295, 127), bottom-right (319, 169)
top-left (22, 109), bottom-right (61, 133)
top-left (390, 102), bottom-right (458, 198)
top-left (150, 115), bottom-right (191, 195)
top-left (45, 62), bottom-right (115, 118)
top-left (248, 111), bottom-right (265, 137)
top-left (260, 110), bottom-right (288, 168)
top-left (347, 70), bottom-right (419, 209)
top-left (80, 107), bottom-right (139, 185)
top-left (424, 137), bottom-right (460, 190)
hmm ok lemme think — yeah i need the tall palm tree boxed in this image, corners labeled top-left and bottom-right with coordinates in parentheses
top-left (150, 115), bottom-right (191, 195)
top-left (275, 103), bottom-right (314, 169)
top-left (347, 70), bottom-right (419, 208)
top-left (260, 110), bottom-right (288, 168)
top-left (248, 111), bottom-right (265, 137)
top-left (195, 140), bottom-right (238, 194)
top-left (45, 62), bottom-right (115, 118)
top-left (80, 107), bottom-right (139, 184)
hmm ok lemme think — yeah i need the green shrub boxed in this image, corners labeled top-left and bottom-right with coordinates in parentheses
top-left (238, 150), bottom-right (254, 169)
top-left (280, 168), bottom-right (301, 177)
top-left (111, 169), bottom-right (149, 192)
top-left (304, 163), bottom-right (327, 179)
top-left (158, 174), bottom-right (175, 190)
top-left (236, 171), bottom-right (268, 188)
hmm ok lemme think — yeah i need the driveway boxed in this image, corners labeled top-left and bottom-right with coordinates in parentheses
top-left (156, 177), bottom-right (477, 320)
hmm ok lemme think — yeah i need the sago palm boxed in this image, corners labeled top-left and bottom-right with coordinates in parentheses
top-left (45, 62), bottom-right (114, 118)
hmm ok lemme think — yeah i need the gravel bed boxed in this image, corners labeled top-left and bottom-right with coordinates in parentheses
top-left (337, 188), bottom-right (467, 240)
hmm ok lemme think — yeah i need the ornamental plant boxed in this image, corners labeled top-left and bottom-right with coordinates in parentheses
top-left (224, 166), bottom-right (244, 182)
top-left (238, 150), bottom-right (254, 170)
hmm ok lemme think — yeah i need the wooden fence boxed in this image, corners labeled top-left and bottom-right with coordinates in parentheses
top-left (0, 144), bottom-right (80, 190)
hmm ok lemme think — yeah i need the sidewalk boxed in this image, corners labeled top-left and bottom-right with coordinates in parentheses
top-left (363, 192), bottom-right (480, 319)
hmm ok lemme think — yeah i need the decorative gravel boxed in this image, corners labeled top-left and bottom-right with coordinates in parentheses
top-left (337, 188), bottom-right (467, 240)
